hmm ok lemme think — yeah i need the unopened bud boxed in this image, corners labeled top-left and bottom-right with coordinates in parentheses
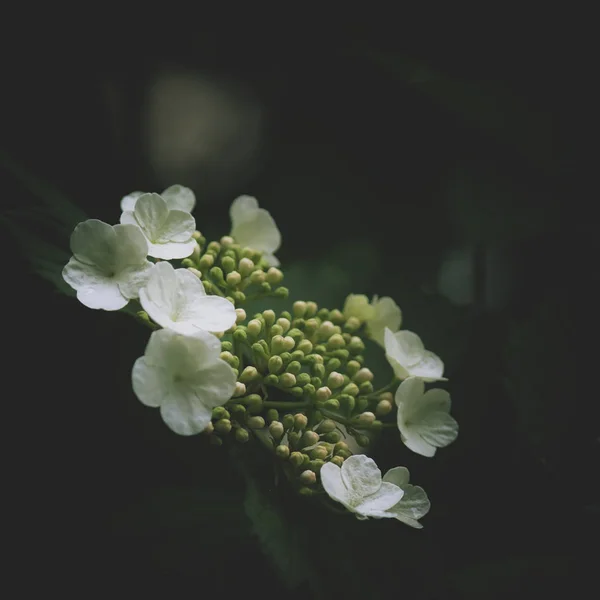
top-left (266, 267), bottom-right (283, 284)
top-left (233, 327), bottom-right (248, 343)
top-left (297, 339), bottom-right (313, 354)
top-left (342, 383), bottom-right (359, 397)
top-left (250, 270), bottom-right (266, 284)
top-left (282, 414), bottom-right (295, 430)
top-left (315, 386), bottom-right (332, 401)
top-left (226, 271), bottom-right (242, 286)
top-left (318, 320), bottom-right (335, 340)
top-left (302, 431), bottom-right (319, 447)
top-left (233, 382), bottom-right (246, 397)
top-left (220, 236), bottom-right (234, 248)
top-left (282, 336), bottom-right (296, 351)
top-left (270, 324), bottom-right (283, 337)
top-left (312, 363), bottom-right (326, 379)
top-left (327, 372), bottom-right (345, 389)
top-left (276, 318), bottom-right (291, 333)
top-left (330, 455), bottom-right (345, 467)
top-left (239, 366), bottom-right (259, 384)
top-left (346, 361), bottom-right (361, 377)
top-left (268, 355), bottom-right (284, 374)
top-left (303, 383), bottom-right (316, 396)
top-left (232, 291), bottom-right (246, 304)
top-left (181, 258), bottom-right (195, 268)
top-left (187, 267), bottom-right (202, 278)
top-left (235, 428), bottom-right (250, 443)
top-left (290, 350), bottom-right (305, 362)
top-left (376, 399), bottom-right (393, 417)
top-left (203, 422), bottom-right (214, 434)
top-left (289, 451), bottom-right (304, 467)
top-left (299, 470), bottom-right (317, 485)
top-left (269, 421), bottom-right (285, 440)
top-left (379, 391), bottom-right (394, 402)
top-left (348, 336), bottom-right (365, 354)
top-left (238, 257), bottom-right (255, 277)
top-left (329, 309), bottom-right (344, 324)
top-left (324, 398), bottom-right (341, 411)
top-left (247, 416), bottom-right (266, 429)
top-left (353, 368), bottom-right (374, 384)
top-left (215, 418), bottom-right (233, 434)
top-left (303, 318), bottom-right (319, 336)
top-left (326, 334), bottom-right (345, 351)
top-left (221, 256), bottom-right (236, 273)
top-left (318, 419), bottom-right (337, 433)
top-left (324, 430), bottom-right (342, 443)
top-left (275, 444), bottom-right (290, 459)
top-left (235, 308), bottom-right (247, 324)
top-left (192, 230), bottom-right (203, 240)
top-left (293, 301), bottom-right (307, 318)
top-left (260, 282), bottom-right (272, 294)
top-left (359, 381), bottom-right (374, 395)
top-left (326, 358), bottom-right (342, 372)
top-left (357, 411), bottom-right (376, 426)
top-left (262, 309), bottom-right (276, 326)
top-left (286, 360), bottom-right (302, 375)
top-left (310, 445), bottom-right (329, 460)
top-left (244, 394), bottom-right (263, 414)
top-left (265, 409), bottom-right (279, 424)
top-left (338, 395), bottom-right (355, 414)
top-left (308, 459), bottom-right (325, 473)
top-left (273, 286), bottom-right (289, 299)
top-left (279, 372), bottom-right (296, 388)
top-left (287, 329), bottom-right (304, 344)
top-left (355, 433), bottom-right (370, 447)
top-left (313, 344), bottom-right (327, 355)
top-left (271, 335), bottom-right (286, 354)
top-left (212, 406), bottom-right (230, 420)
top-left (209, 435), bottom-right (223, 446)
top-left (344, 316), bottom-right (361, 332)
top-left (296, 373), bottom-right (311, 387)
top-left (220, 350), bottom-right (236, 366)
top-left (198, 253), bottom-right (215, 270)
top-left (294, 413), bottom-right (308, 430)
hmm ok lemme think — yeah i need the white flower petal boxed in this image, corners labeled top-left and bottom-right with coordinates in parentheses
top-left (353, 482), bottom-right (404, 517)
top-left (117, 261), bottom-right (154, 299)
top-left (120, 191), bottom-right (145, 212)
top-left (340, 455), bottom-right (383, 497)
top-left (131, 357), bottom-right (168, 407)
top-left (155, 210), bottom-right (195, 243)
top-left (147, 239), bottom-right (197, 260)
top-left (70, 219), bottom-right (116, 272)
top-left (369, 296), bottom-right (402, 346)
top-left (386, 354), bottom-right (411, 380)
top-left (139, 262), bottom-right (179, 327)
top-left (395, 377), bottom-right (426, 410)
top-left (119, 211), bottom-right (138, 228)
top-left (393, 485), bottom-right (431, 520)
top-left (401, 432), bottom-right (437, 457)
top-left (320, 462), bottom-right (351, 505)
top-left (161, 185), bottom-right (196, 213)
top-left (382, 466), bottom-right (410, 488)
top-left (261, 252), bottom-right (280, 267)
top-left (412, 411), bottom-right (459, 449)
top-left (343, 294), bottom-right (376, 321)
top-left (408, 351), bottom-right (446, 382)
top-left (132, 193), bottom-right (169, 240)
top-left (113, 223), bottom-right (150, 269)
top-left (230, 195), bottom-right (259, 225)
top-left (178, 295), bottom-right (237, 333)
top-left (391, 330), bottom-right (426, 365)
top-left (231, 209), bottom-right (281, 254)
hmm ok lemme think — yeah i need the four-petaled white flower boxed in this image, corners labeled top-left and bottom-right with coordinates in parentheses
top-left (62, 219), bottom-right (153, 311)
top-left (139, 261), bottom-right (236, 335)
top-left (381, 467), bottom-right (431, 528)
top-left (229, 195), bottom-right (281, 266)
top-left (320, 454), bottom-right (404, 520)
top-left (384, 327), bottom-right (446, 382)
top-left (132, 328), bottom-right (236, 435)
top-left (120, 192), bottom-right (196, 259)
top-left (343, 294), bottom-right (402, 346)
top-left (395, 377), bottom-right (458, 457)
top-left (121, 185), bottom-right (196, 214)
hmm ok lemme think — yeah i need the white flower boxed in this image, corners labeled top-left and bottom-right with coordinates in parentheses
top-left (120, 185), bottom-right (196, 213)
top-left (343, 294), bottom-right (402, 346)
top-left (320, 454), bottom-right (404, 519)
top-left (62, 219), bottom-right (153, 311)
top-left (395, 377), bottom-right (458, 457)
top-left (132, 328), bottom-right (236, 435)
top-left (139, 261), bottom-right (236, 335)
top-left (229, 195), bottom-right (281, 266)
top-left (382, 467), bottom-right (431, 529)
top-left (384, 327), bottom-right (446, 382)
top-left (120, 193), bottom-right (196, 259)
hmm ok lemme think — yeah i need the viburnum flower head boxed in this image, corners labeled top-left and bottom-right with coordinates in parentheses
top-left (384, 327), bottom-right (446, 382)
top-left (120, 192), bottom-right (196, 259)
top-left (132, 328), bottom-right (237, 435)
top-left (139, 261), bottom-right (236, 335)
top-left (395, 377), bottom-right (458, 457)
top-left (343, 294), bottom-right (402, 346)
top-left (62, 219), bottom-right (153, 310)
top-left (120, 185), bottom-right (196, 214)
top-left (229, 195), bottom-right (281, 266)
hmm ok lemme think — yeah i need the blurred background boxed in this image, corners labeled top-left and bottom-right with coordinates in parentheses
top-left (2, 17), bottom-right (597, 598)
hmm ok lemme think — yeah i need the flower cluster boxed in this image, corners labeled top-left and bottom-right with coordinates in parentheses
top-left (62, 185), bottom-right (458, 528)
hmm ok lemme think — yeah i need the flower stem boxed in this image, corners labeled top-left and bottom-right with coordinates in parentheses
top-left (366, 378), bottom-right (400, 399)
top-left (263, 399), bottom-right (311, 410)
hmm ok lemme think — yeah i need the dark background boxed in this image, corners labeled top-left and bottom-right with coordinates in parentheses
top-left (2, 18), bottom-right (597, 598)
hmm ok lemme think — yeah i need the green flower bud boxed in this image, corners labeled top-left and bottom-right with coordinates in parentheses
top-left (357, 411), bottom-right (376, 426)
top-left (355, 397), bottom-right (369, 413)
top-left (239, 366), bottom-right (260, 384)
top-left (287, 328), bottom-right (304, 343)
top-left (275, 444), bottom-right (290, 459)
top-left (279, 352), bottom-right (292, 364)
top-left (288, 431), bottom-right (301, 447)
top-left (237, 257), bottom-right (255, 277)
top-left (209, 435), bottom-right (223, 446)
top-left (192, 230), bottom-right (203, 241)
top-left (273, 286), bottom-right (289, 299)
top-left (329, 349), bottom-right (350, 361)
top-left (226, 271), bottom-right (242, 286)
top-left (310, 377), bottom-right (322, 388)
top-left (221, 256), bottom-right (236, 273)
top-left (327, 371), bottom-right (344, 389)
top-left (353, 355), bottom-right (365, 365)
top-left (260, 282), bottom-right (272, 294)
top-left (342, 383), bottom-right (359, 397)
top-left (298, 486), bottom-right (315, 496)
top-left (324, 430), bottom-right (342, 443)
top-left (262, 309), bottom-right (276, 326)
top-left (282, 414), bottom-right (295, 430)
top-left (220, 350), bottom-right (236, 366)
top-left (220, 236), bottom-right (234, 248)
top-left (376, 399), bottom-right (393, 417)
top-left (342, 333), bottom-right (352, 344)
top-left (313, 344), bottom-right (327, 355)
top-left (180, 258), bottom-right (195, 268)
top-left (229, 403), bottom-right (246, 419)
top-left (270, 323), bottom-right (283, 336)
top-left (310, 445), bottom-right (329, 460)
top-left (334, 441), bottom-right (349, 453)
top-left (245, 319), bottom-right (262, 338)
top-left (235, 308), bottom-right (247, 323)
top-left (293, 301), bottom-right (307, 318)
top-left (212, 406), bottom-right (230, 420)
top-left (335, 448), bottom-right (352, 459)
top-left (286, 360), bottom-right (302, 375)
top-left (232, 291), bottom-right (246, 304)
top-left (315, 386), bottom-right (332, 401)
top-left (343, 316), bottom-right (361, 332)
top-left (294, 413), bottom-right (308, 430)
top-left (303, 383), bottom-right (316, 396)
top-left (214, 418), bottom-right (232, 434)
top-left (308, 459), bottom-right (325, 473)
top-left (280, 311), bottom-right (292, 321)
top-left (358, 381), bottom-right (374, 395)
top-left (221, 341), bottom-right (233, 352)
top-left (290, 350), bottom-right (304, 362)
top-left (297, 339), bottom-right (313, 354)
top-left (264, 373), bottom-right (279, 386)
top-left (269, 420), bottom-right (285, 441)
top-left (302, 431), bottom-right (320, 447)
top-left (290, 386), bottom-right (304, 398)
top-left (247, 416), bottom-right (266, 429)
top-left (282, 336), bottom-right (295, 351)
top-left (329, 308), bottom-right (344, 324)
top-left (198, 253), bottom-right (215, 270)
top-left (265, 408), bottom-right (279, 423)
top-left (304, 302), bottom-right (318, 317)
top-left (312, 363), bottom-right (326, 379)
top-left (266, 267), bottom-right (283, 284)
top-left (317, 320), bottom-right (335, 340)
top-left (234, 428), bottom-right (250, 443)
top-left (289, 451), bottom-right (304, 467)
top-left (271, 335), bottom-right (286, 354)
top-left (317, 308), bottom-right (330, 320)
top-left (318, 419), bottom-right (337, 433)
top-left (225, 296), bottom-right (235, 305)
top-left (233, 327), bottom-right (248, 343)
top-left (370, 420), bottom-right (383, 431)
top-left (276, 318), bottom-right (291, 333)
top-left (355, 434), bottom-right (370, 447)
top-left (233, 382), bottom-right (246, 397)
top-left (326, 333), bottom-right (345, 350)
top-left (330, 455), bottom-right (345, 467)
top-left (203, 421), bottom-right (214, 434)
top-left (348, 336), bottom-right (366, 354)
top-left (210, 266), bottom-right (225, 285)
top-left (279, 373), bottom-right (296, 388)
top-left (296, 373), bottom-right (311, 387)
top-left (326, 358), bottom-right (342, 372)
top-left (303, 318), bottom-right (320, 336)
top-left (299, 470), bottom-right (317, 485)
top-left (379, 391), bottom-right (394, 402)
top-left (250, 270), bottom-right (266, 284)
top-left (339, 394), bottom-right (355, 414)
top-left (244, 394), bottom-right (263, 414)
top-left (268, 355), bottom-right (284, 374)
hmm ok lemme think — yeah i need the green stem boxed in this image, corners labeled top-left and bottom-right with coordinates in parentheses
top-left (366, 378), bottom-right (400, 399)
top-left (264, 399), bottom-right (311, 410)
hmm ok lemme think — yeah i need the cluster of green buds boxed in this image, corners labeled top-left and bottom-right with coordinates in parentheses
top-left (203, 299), bottom-right (398, 494)
top-left (180, 233), bottom-right (288, 307)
